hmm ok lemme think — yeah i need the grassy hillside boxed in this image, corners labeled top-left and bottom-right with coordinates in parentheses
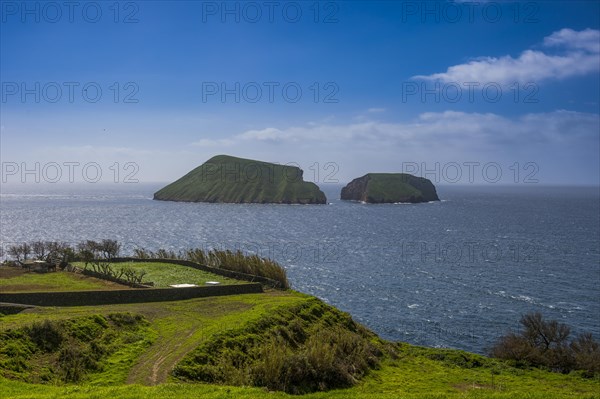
top-left (1, 291), bottom-right (598, 398)
top-left (172, 298), bottom-right (385, 394)
top-left (153, 155), bottom-right (326, 204)
top-left (0, 292), bottom-right (306, 384)
top-left (0, 313), bottom-right (152, 384)
top-left (341, 173), bottom-right (439, 203)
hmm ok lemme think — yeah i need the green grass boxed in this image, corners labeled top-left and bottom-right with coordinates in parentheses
top-left (72, 261), bottom-right (244, 288)
top-left (0, 264), bottom-right (600, 399)
top-left (1, 375), bottom-right (599, 399)
top-left (0, 313), bottom-right (153, 385)
top-left (153, 154), bottom-right (326, 204)
top-left (342, 173), bottom-right (439, 203)
top-left (184, 249), bottom-right (290, 289)
top-left (172, 298), bottom-right (383, 394)
top-left (366, 173), bottom-right (439, 203)
top-left (0, 291), bottom-right (308, 386)
top-left (0, 291), bottom-right (598, 398)
top-left (0, 269), bottom-right (125, 292)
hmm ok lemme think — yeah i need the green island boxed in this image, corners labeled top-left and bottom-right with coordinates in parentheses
top-left (0, 241), bottom-right (598, 399)
top-left (153, 155), bottom-right (327, 204)
top-left (341, 173), bottom-right (440, 204)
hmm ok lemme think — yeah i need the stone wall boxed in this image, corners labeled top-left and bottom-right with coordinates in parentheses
top-left (0, 283), bottom-right (263, 307)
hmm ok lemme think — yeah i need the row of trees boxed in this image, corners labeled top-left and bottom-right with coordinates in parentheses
top-left (3, 239), bottom-right (149, 286)
top-left (491, 312), bottom-right (599, 377)
top-left (3, 239), bottom-right (121, 264)
top-left (3, 239), bottom-right (288, 288)
top-left (5, 241), bottom-right (76, 263)
top-left (75, 240), bottom-right (121, 267)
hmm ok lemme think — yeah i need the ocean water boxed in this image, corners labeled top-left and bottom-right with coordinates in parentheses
top-left (1, 183), bottom-right (598, 354)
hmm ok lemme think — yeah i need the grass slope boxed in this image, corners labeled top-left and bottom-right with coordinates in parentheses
top-left (173, 298), bottom-right (384, 394)
top-left (0, 291), bottom-right (307, 386)
top-left (153, 155), bottom-right (326, 204)
top-left (0, 313), bottom-right (154, 385)
top-left (0, 292), bottom-right (598, 398)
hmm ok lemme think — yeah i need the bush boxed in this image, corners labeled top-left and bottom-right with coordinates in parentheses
top-left (571, 333), bottom-right (600, 376)
top-left (491, 312), bottom-right (600, 376)
top-left (108, 312), bottom-right (146, 328)
top-left (64, 315), bottom-right (108, 341)
top-left (173, 299), bottom-right (384, 394)
top-left (0, 313), bottom-right (149, 384)
top-left (184, 248), bottom-right (290, 289)
top-left (58, 345), bottom-right (86, 382)
top-left (28, 320), bottom-right (64, 352)
top-left (248, 328), bottom-right (377, 394)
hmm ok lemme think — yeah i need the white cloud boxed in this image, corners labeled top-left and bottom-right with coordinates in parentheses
top-left (414, 28), bottom-right (600, 85)
top-left (544, 28), bottom-right (600, 53)
top-left (182, 111), bottom-right (598, 172)
top-left (231, 110), bottom-right (598, 149)
top-left (10, 110), bottom-right (594, 185)
top-left (180, 110), bottom-right (598, 184)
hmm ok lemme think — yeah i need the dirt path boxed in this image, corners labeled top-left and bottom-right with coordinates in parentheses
top-left (125, 298), bottom-right (260, 385)
top-left (127, 322), bottom-right (202, 385)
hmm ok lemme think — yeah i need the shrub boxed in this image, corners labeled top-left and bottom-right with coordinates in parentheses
top-left (491, 312), bottom-right (600, 376)
top-left (28, 320), bottom-right (64, 352)
top-left (186, 248), bottom-right (290, 289)
top-left (0, 313), bottom-right (149, 384)
top-left (173, 299), bottom-right (384, 393)
top-left (108, 312), bottom-right (146, 328)
top-left (65, 315), bottom-right (108, 341)
top-left (571, 333), bottom-right (600, 376)
top-left (58, 345), bottom-right (87, 382)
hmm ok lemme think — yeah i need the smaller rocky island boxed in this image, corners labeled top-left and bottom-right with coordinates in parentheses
top-left (154, 155), bottom-right (326, 204)
top-left (341, 173), bottom-right (439, 204)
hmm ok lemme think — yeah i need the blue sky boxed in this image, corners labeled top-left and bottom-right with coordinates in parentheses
top-left (1, 0), bottom-right (599, 186)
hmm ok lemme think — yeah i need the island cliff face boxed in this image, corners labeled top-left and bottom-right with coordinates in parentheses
top-left (340, 173), bottom-right (439, 204)
top-left (154, 155), bottom-right (326, 204)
